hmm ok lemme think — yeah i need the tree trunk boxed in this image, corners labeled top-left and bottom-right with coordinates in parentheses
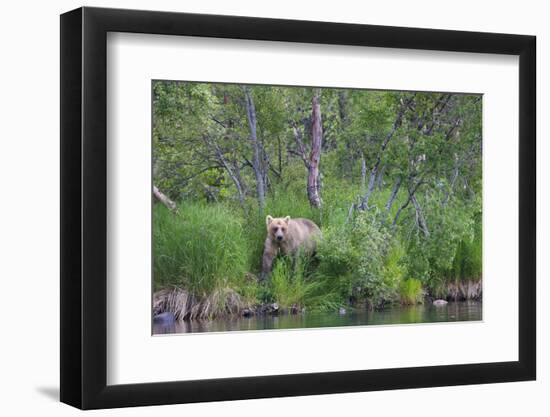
top-left (277, 135), bottom-right (283, 179)
top-left (307, 89), bottom-right (323, 208)
top-left (411, 195), bottom-right (430, 237)
top-left (206, 136), bottom-right (247, 210)
top-left (338, 90), bottom-right (348, 124)
top-left (291, 123), bottom-right (310, 168)
top-left (442, 142), bottom-right (478, 207)
top-left (243, 86), bottom-right (266, 212)
top-left (360, 153), bottom-right (367, 195)
top-left (376, 164), bottom-right (386, 189)
top-left (359, 167), bottom-right (377, 210)
top-left (442, 163), bottom-right (460, 207)
top-left (385, 176), bottom-right (402, 212)
top-left (392, 179), bottom-right (424, 226)
top-left (153, 185), bottom-right (177, 212)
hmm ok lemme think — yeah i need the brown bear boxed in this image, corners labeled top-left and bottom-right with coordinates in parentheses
top-left (261, 215), bottom-right (321, 279)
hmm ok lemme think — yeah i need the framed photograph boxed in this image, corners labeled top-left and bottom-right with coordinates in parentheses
top-left (60, 6), bottom-right (536, 409)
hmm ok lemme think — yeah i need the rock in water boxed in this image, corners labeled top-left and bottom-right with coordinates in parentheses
top-left (433, 299), bottom-right (448, 306)
top-left (153, 312), bottom-right (175, 324)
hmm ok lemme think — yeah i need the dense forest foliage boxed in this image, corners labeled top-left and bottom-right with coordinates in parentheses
top-left (152, 81), bottom-right (482, 320)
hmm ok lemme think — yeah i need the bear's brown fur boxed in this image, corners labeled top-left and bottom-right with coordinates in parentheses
top-left (261, 215), bottom-right (321, 278)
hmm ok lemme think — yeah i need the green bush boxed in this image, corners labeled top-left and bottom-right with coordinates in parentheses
top-left (316, 210), bottom-right (394, 308)
top-left (403, 195), bottom-right (481, 293)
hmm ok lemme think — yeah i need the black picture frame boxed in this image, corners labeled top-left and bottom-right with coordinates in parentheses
top-left (60, 6), bottom-right (536, 410)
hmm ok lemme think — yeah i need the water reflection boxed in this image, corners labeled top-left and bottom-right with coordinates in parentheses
top-left (153, 301), bottom-right (482, 335)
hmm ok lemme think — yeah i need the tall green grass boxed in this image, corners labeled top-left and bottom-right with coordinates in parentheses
top-left (399, 278), bottom-right (424, 305)
top-left (270, 253), bottom-right (315, 309)
top-left (153, 202), bottom-right (250, 294)
top-left (449, 226), bottom-right (482, 281)
top-left (269, 252), bottom-right (343, 311)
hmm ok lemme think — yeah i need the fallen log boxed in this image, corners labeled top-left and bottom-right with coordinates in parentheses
top-left (153, 185), bottom-right (177, 212)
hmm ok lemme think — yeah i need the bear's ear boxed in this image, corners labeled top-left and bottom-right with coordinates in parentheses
top-left (266, 215), bottom-right (273, 226)
top-left (284, 216), bottom-right (290, 223)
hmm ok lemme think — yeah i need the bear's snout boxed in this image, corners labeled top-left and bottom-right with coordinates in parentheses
top-left (276, 235), bottom-right (283, 241)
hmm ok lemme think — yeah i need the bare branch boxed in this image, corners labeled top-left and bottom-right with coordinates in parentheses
top-left (358, 94), bottom-right (415, 210)
top-left (153, 185), bottom-right (177, 212)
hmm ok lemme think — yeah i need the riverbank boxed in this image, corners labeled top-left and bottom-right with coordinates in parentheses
top-left (153, 279), bottom-right (482, 323)
top-left (153, 300), bottom-right (482, 334)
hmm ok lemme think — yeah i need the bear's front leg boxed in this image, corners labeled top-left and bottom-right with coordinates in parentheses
top-left (260, 241), bottom-right (277, 281)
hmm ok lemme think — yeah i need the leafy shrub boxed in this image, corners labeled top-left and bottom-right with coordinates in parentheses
top-left (403, 195), bottom-right (480, 292)
top-left (316, 210), bottom-right (394, 308)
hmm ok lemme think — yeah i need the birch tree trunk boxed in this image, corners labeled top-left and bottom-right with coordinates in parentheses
top-left (411, 194), bottom-right (430, 237)
top-left (385, 176), bottom-right (402, 212)
top-left (392, 179), bottom-right (424, 226)
top-left (205, 136), bottom-right (247, 210)
top-left (442, 163), bottom-right (460, 207)
top-left (307, 89), bottom-right (323, 208)
top-left (243, 86), bottom-right (266, 212)
top-left (360, 153), bottom-right (367, 195)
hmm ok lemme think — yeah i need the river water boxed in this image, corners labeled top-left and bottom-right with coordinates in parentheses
top-left (153, 300), bottom-right (481, 335)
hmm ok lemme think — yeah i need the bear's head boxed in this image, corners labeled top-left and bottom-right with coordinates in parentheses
top-left (266, 215), bottom-right (290, 243)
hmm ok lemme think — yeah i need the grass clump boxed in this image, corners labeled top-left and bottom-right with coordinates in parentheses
top-left (399, 278), bottom-right (424, 305)
top-left (269, 253), bottom-right (317, 310)
top-left (449, 224), bottom-right (482, 282)
top-left (268, 252), bottom-right (342, 312)
top-left (153, 202), bottom-right (250, 294)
